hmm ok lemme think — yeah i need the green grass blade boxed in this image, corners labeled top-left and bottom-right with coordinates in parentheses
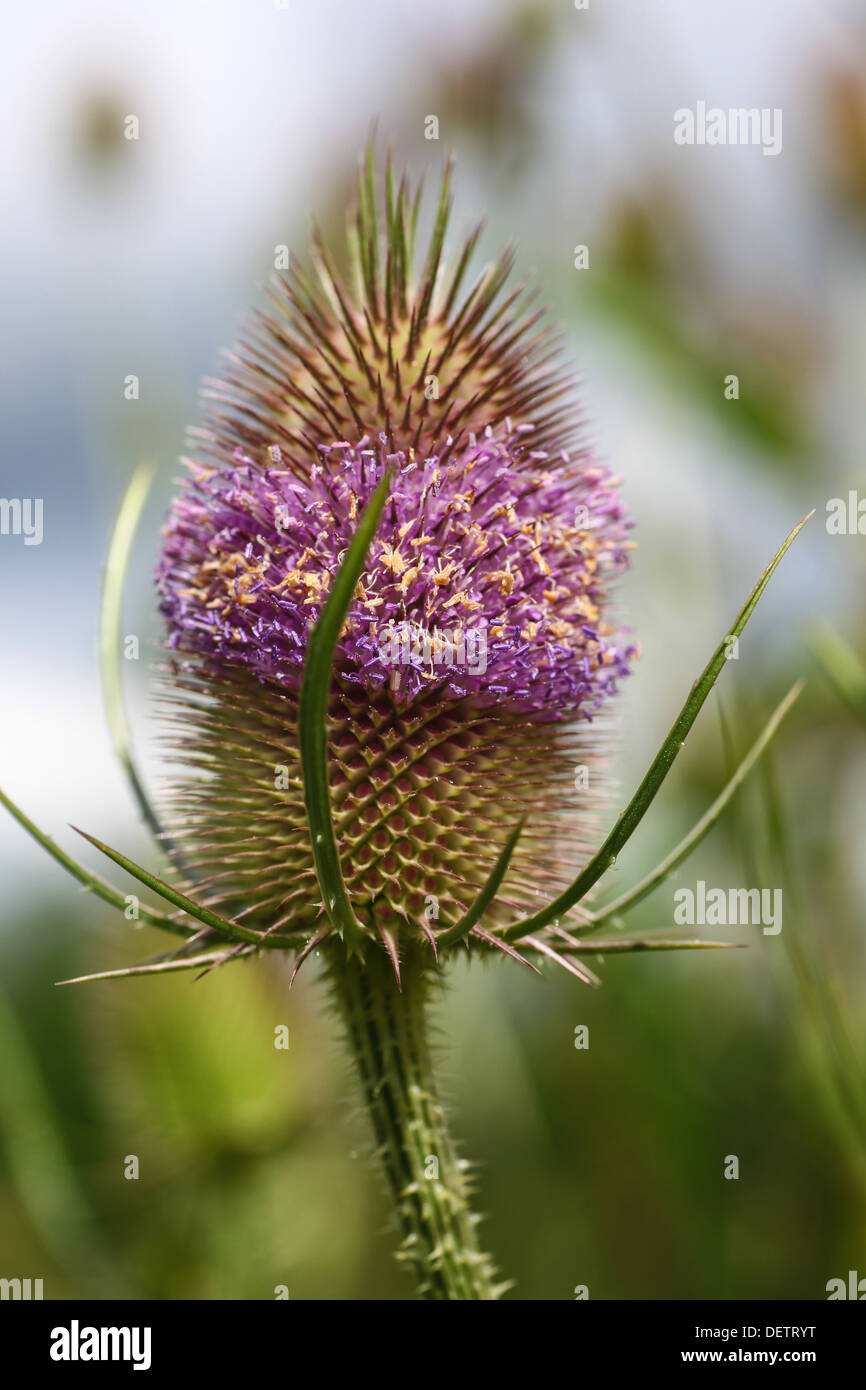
top-left (505, 511), bottom-right (813, 942)
top-left (552, 938), bottom-right (744, 954)
top-left (435, 819), bottom-right (525, 947)
top-left (576, 680), bottom-right (804, 933)
top-left (717, 692), bottom-right (763, 887)
top-left (808, 622), bottom-right (866, 726)
top-left (70, 826), bottom-right (302, 950)
top-left (100, 462), bottom-right (164, 840)
top-left (298, 467), bottom-right (392, 952)
top-left (759, 748), bottom-right (866, 1155)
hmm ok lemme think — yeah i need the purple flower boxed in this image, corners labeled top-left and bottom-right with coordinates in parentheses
top-left (158, 428), bottom-right (635, 716)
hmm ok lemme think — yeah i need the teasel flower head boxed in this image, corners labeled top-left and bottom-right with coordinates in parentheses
top-left (0, 142), bottom-right (809, 1302)
top-left (155, 149), bottom-right (637, 962)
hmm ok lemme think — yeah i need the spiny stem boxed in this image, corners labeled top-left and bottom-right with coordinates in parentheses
top-left (327, 944), bottom-right (503, 1300)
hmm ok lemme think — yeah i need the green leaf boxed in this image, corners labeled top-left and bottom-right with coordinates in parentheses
top-left (70, 826), bottom-right (303, 950)
top-left (435, 819), bottom-right (525, 948)
top-left (0, 783), bottom-right (192, 940)
top-left (298, 466), bottom-right (393, 953)
top-left (505, 511), bottom-right (813, 942)
top-left (100, 462), bottom-right (164, 840)
top-left (576, 680), bottom-right (804, 933)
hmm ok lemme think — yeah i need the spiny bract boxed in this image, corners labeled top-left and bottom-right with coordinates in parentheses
top-left (155, 149), bottom-right (636, 965)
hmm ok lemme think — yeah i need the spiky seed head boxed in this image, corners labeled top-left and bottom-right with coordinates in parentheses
top-left (156, 149), bottom-right (636, 967)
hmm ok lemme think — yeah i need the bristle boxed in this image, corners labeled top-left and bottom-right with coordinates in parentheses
top-left (378, 925), bottom-right (402, 988)
top-left (470, 925), bottom-right (540, 973)
top-left (290, 927), bottom-right (331, 988)
top-left (185, 161), bottom-right (581, 467)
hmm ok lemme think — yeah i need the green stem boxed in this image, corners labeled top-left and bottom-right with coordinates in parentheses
top-left (328, 945), bottom-right (503, 1300)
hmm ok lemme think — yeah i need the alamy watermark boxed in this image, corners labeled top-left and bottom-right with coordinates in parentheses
top-left (50, 1321), bottom-right (151, 1371)
top-left (827, 1269), bottom-right (866, 1299)
top-left (674, 102), bottom-right (782, 157)
top-left (0, 1276), bottom-right (43, 1299)
top-left (674, 880), bottom-right (782, 935)
top-left (826, 491), bottom-right (866, 535)
top-left (0, 497), bottom-right (43, 545)
top-left (377, 620), bottom-right (487, 676)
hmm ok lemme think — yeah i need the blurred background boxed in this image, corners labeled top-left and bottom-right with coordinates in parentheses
top-left (1, 0), bottom-right (865, 1300)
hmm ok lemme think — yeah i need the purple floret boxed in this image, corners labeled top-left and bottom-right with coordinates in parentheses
top-left (157, 425), bottom-right (637, 717)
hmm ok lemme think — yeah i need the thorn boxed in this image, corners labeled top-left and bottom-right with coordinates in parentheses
top-left (471, 925), bottom-right (541, 974)
top-left (524, 934), bottom-right (600, 987)
top-left (378, 924), bottom-right (402, 989)
top-left (418, 913), bottom-right (439, 962)
top-left (290, 927), bottom-right (331, 987)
